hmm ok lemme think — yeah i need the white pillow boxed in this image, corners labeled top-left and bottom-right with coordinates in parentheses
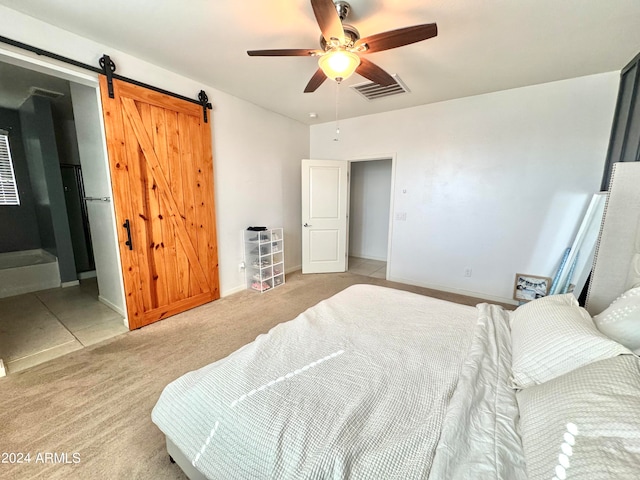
top-left (517, 355), bottom-right (640, 480)
top-left (593, 286), bottom-right (640, 354)
top-left (510, 293), bottom-right (631, 389)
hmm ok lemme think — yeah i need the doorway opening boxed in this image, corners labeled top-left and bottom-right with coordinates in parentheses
top-left (0, 54), bottom-right (126, 375)
top-left (347, 157), bottom-right (393, 279)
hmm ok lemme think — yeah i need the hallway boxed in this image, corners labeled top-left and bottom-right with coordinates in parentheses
top-left (348, 256), bottom-right (387, 278)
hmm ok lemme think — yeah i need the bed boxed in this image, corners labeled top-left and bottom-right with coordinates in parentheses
top-left (152, 163), bottom-right (640, 480)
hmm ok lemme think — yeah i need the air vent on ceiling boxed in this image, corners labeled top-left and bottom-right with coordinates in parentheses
top-left (29, 87), bottom-right (64, 100)
top-left (350, 74), bottom-right (410, 101)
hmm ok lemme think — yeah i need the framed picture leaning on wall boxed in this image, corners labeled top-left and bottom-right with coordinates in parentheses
top-left (513, 273), bottom-right (551, 302)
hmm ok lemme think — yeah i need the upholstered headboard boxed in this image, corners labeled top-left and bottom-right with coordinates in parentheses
top-left (586, 162), bottom-right (640, 315)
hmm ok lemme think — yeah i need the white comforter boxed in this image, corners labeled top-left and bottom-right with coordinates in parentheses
top-left (152, 284), bottom-right (526, 479)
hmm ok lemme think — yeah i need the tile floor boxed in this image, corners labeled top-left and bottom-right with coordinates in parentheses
top-left (348, 256), bottom-right (387, 278)
top-left (0, 278), bottom-right (127, 375)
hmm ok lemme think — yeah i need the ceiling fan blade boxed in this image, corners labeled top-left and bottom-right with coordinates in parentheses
top-left (356, 23), bottom-right (437, 53)
top-left (247, 49), bottom-right (320, 57)
top-left (355, 58), bottom-right (395, 86)
top-left (311, 0), bottom-right (345, 44)
top-left (304, 68), bottom-right (328, 93)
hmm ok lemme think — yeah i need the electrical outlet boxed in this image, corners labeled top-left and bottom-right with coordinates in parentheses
top-left (464, 267), bottom-right (472, 277)
top-left (395, 212), bottom-right (407, 221)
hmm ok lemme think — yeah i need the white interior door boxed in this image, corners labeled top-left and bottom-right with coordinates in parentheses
top-left (301, 159), bottom-right (349, 273)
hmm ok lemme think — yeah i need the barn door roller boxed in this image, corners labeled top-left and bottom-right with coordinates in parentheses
top-left (198, 90), bottom-right (213, 124)
top-left (99, 54), bottom-right (117, 98)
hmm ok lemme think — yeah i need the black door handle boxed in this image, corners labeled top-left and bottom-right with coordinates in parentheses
top-left (123, 219), bottom-right (133, 250)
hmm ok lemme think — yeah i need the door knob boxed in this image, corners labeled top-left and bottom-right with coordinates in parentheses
top-left (303, 223), bottom-right (312, 227)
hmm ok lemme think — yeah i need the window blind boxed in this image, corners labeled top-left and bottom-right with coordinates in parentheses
top-left (0, 132), bottom-right (20, 205)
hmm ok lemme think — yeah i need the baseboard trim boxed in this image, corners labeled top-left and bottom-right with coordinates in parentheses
top-left (388, 275), bottom-right (517, 306)
top-left (349, 254), bottom-right (387, 262)
top-left (77, 270), bottom-right (97, 280)
top-left (0, 358), bottom-right (6, 377)
top-left (98, 295), bottom-right (127, 319)
top-left (221, 285), bottom-right (246, 297)
top-left (222, 266), bottom-right (302, 297)
top-left (286, 264), bottom-right (302, 274)
top-left (61, 280), bottom-right (80, 288)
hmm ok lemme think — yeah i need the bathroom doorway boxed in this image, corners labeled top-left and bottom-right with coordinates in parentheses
top-left (347, 157), bottom-right (393, 278)
top-left (0, 56), bottom-right (126, 375)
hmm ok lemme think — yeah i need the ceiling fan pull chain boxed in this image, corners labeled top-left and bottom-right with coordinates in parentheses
top-left (334, 81), bottom-right (340, 141)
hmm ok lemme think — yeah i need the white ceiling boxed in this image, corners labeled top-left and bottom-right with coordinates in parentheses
top-left (1, 0), bottom-right (640, 125)
top-left (0, 62), bottom-right (72, 110)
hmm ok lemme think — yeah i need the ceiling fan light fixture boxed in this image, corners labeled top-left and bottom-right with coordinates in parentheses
top-left (247, 1), bottom-right (437, 93)
top-left (318, 49), bottom-right (360, 83)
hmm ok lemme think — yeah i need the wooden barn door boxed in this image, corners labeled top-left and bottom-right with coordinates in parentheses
top-left (99, 77), bottom-right (219, 329)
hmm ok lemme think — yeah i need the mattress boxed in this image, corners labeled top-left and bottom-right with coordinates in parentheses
top-left (152, 284), bottom-right (525, 479)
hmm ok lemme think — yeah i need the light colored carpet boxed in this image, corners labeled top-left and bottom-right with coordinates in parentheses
top-left (0, 271), bottom-right (511, 479)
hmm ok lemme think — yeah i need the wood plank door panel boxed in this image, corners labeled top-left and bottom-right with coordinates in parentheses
top-left (100, 77), bottom-right (219, 329)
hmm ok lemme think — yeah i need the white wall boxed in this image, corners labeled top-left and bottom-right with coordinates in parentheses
top-left (70, 82), bottom-right (126, 317)
top-left (349, 159), bottom-right (392, 261)
top-left (312, 73), bottom-right (619, 303)
top-left (0, 5), bottom-right (308, 298)
top-left (213, 93), bottom-right (305, 291)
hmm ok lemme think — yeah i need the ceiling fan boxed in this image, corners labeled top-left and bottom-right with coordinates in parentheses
top-left (247, 0), bottom-right (437, 93)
